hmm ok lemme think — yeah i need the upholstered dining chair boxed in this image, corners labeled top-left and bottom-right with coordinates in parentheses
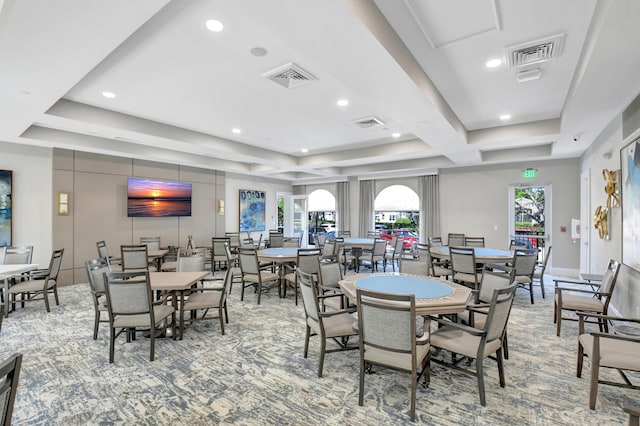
top-left (139, 236), bottom-right (161, 251)
top-left (85, 257), bottom-right (111, 340)
top-left (104, 270), bottom-right (176, 363)
top-left (1, 246), bottom-right (33, 264)
top-left (224, 242), bottom-right (242, 292)
top-left (399, 258), bottom-right (430, 276)
top-left (211, 237), bottom-right (231, 272)
top-left (428, 236), bottom-right (443, 247)
top-left (283, 237), bottom-right (301, 248)
top-left (298, 270), bottom-right (358, 378)
top-left (318, 260), bottom-right (350, 311)
top-left (120, 244), bottom-right (150, 272)
top-left (430, 283), bottom-right (517, 406)
top-left (225, 232), bottom-right (241, 252)
top-left (237, 247), bottom-right (279, 305)
top-left (553, 259), bottom-right (621, 336)
top-left (176, 251), bottom-right (217, 287)
top-left (356, 287), bottom-right (431, 422)
top-left (449, 246), bottom-right (481, 290)
top-left (384, 236), bottom-right (405, 272)
top-left (96, 241), bottom-right (121, 269)
top-left (358, 238), bottom-right (387, 272)
top-left (0, 352), bottom-right (22, 426)
top-left (512, 252), bottom-right (538, 304)
top-left (532, 245), bottom-right (552, 299)
top-left (464, 237), bottom-right (485, 247)
top-left (268, 232), bottom-right (284, 248)
top-left (183, 267), bottom-right (231, 335)
top-left (417, 243), bottom-right (452, 279)
top-left (284, 248), bottom-right (321, 305)
top-left (576, 312), bottom-right (640, 409)
top-left (7, 248), bottom-right (64, 314)
top-left (447, 233), bottom-right (465, 246)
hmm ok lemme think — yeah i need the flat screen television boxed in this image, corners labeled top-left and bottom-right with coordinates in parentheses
top-left (127, 177), bottom-right (192, 217)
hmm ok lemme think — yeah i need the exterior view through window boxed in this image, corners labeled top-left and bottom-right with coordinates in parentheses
top-left (375, 185), bottom-right (419, 250)
top-left (511, 185), bottom-right (548, 261)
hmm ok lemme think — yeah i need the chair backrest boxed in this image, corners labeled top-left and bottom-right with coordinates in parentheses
top-left (297, 249), bottom-right (320, 274)
top-left (96, 240), bottom-right (109, 259)
top-left (449, 246), bottom-right (476, 274)
top-left (104, 271), bottom-right (153, 321)
top-left (239, 237), bottom-right (254, 247)
top-left (2, 246), bottom-right (34, 264)
top-left (225, 232), bottom-right (241, 247)
top-left (338, 231), bottom-right (351, 237)
top-left (298, 270), bottom-right (321, 324)
top-left (399, 258), bottom-right (430, 276)
top-left (121, 244), bottom-right (149, 271)
top-left (140, 237), bottom-right (161, 251)
top-left (237, 247), bottom-right (260, 275)
top-left (283, 237), bottom-right (300, 248)
top-left (223, 242), bottom-right (237, 266)
top-left (212, 237), bottom-right (231, 259)
top-left (537, 245), bottom-right (552, 274)
top-left (483, 284), bottom-right (518, 343)
top-left (176, 253), bottom-right (206, 272)
top-left (477, 264), bottom-right (515, 303)
top-left (373, 238), bottom-right (387, 256)
top-left (367, 231), bottom-right (380, 238)
top-left (415, 243), bottom-right (429, 260)
top-left (85, 257), bottom-right (110, 294)
top-left (315, 233), bottom-right (327, 247)
top-left (513, 252), bottom-right (538, 278)
top-left (318, 260), bottom-right (343, 289)
top-left (0, 352), bottom-right (22, 426)
top-left (599, 259), bottom-right (621, 296)
top-left (321, 239), bottom-right (336, 257)
top-left (357, 288), bottom-right (416, 354)
top-left (47, 249), bottom-right (65, 281)
top-left (448, 233), bottom-right (465, 246)
top-left (465, 237), bottom-right (485, 247)
top-left (428, 236), bottom-right (443, 247)
top-left (269, 232), bottom-right (284, 248)
top-left (393, 236), bottom-right (404, 254)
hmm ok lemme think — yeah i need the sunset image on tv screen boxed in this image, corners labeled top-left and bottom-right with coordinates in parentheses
top-left (127, 178), bottom-right (192, 217)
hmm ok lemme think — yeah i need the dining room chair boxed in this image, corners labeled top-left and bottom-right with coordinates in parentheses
top-left (139, 236), bottom-right (161, 251)
top-left (449, 246), bottom-right (481, 290)
top-left (211, 237), bottom-right (231, 272)
top-left (268, 232), bottom-right (284, 248)
top-left (337, 231), bottom-right (351, 237)
top-left (576, 312), bottom-right (640, 409)
top-left (464, 236), bottom-right (485, 247)
top-left (120, 244), bottom-right (150, 272)
top-left (85, 257), bottom-right (111, 340)
top-left (418, 243), bottom-right (452, 279)
top-left (104, 270), bottom-right (176, 363)
top-left (298, 269), bottom-right (358, 378)
top-left (183, 267), bottom-right (231, 335)
top-left (283, 248), bottom-right (321, 305)
top-left (553, 259), bottom-right (620, 336)
top-left (176, 251), bottom-right (217, 287)
top-left (96, 240), bottom-right (121, 269)
top-left (283, 237), bottom-right (300, 248)
top-left (447, 233), bottom-right (465, 246)
top-left (398, 257), bottom-right (430, 276)
top-left (7, 248), bottom-right (64, 314)
top-left (384, 236), bottom-right (404, 272)
top-left (0, 352), bottom-right (22, 426)
top-left (319, 239), bottom-right (338, 263)
top-left (356, 287), bottom-right (431, 422)
top-left (225, 232), bottom-right (241, 252)
top-left (237, 247), bottom-right (280, 305)
top-left (1, 246), bottom-right (33, 265)
top-left (318, 260), bottom-right (350, 311)
top-left (358, 238), bottom-right (387, 272)
top-left (532, 245), bottom-right (552, 299)
top-left (512, 251), bottom-right (538, 304)
top-left (428, 236), bottom-right (443, 247)
top-left (366, 231), bottom-right (380, 238)
top-left (430, 283), bottom-right (517, 406)
top-left (224, 242), bottom-right (243, 292)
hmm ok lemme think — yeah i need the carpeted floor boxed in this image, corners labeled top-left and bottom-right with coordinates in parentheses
top-left (0, 270), bottom-right (637, 425)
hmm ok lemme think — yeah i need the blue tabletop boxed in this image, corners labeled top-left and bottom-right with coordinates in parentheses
top-left (356, 275), bottom-right (453, 299)
top-left (261, 248), bottom-right (299, 257)
top-left (344, 238), bottom-right (375, 244)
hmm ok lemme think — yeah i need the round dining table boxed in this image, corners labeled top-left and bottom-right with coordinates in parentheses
top-left (429, 246), bottom-right (514, 264)
top-left (258, 248), bottom-right (299, 263)
top-left (339, 272), bottom-right (471, 315)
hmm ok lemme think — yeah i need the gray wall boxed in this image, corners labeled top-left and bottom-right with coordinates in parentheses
top-left (52, 149), bottom-right (224, 284)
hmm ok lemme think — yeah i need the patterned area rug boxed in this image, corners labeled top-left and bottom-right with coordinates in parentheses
top-left (0, 271), bottom-right (637, 425)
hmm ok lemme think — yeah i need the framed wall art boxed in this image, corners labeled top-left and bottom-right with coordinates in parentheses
top-left (620, 137), bottom-right (640, 271)
top-left (0, 170), bottom-right (12, 246)
top-left (239, 189), bottom-right (266, 232)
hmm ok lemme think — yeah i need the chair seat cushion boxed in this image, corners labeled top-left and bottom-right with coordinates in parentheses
top-left (160, 261), bottom-right (177, 271)
top-left (433, 266), bottom-right (452, 276)
top-left (113, 305), bottom-right (175, 328)
top-left (8, 278), bottom-right (55, 293)
top-left (556, 294), bottom-right (605, 312)
top-left (308, 312), bottom-right (357, 338)
top-left (184, 291), bottom-right (222, 310)
top-left (244, 271), bottom-right (279, 283)
top-left (431, 325), bottom-right (501, 358)
top-left (453, 272), bottom-right (480, 285)
top-left (364, 340), bottom-right (430, 371)
top-left (579, 334), bottom-right (640, 370)
top-left (514, 275), bottom-right (532, 284)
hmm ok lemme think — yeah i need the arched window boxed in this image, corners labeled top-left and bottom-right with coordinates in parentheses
top-left (308, 189), bottom-right (336, 243)
top-left (374, 185), bottom-right (419, 233)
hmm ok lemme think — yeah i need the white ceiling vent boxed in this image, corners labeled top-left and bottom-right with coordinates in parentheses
top-left (505, 34), bottom-right (564, 68)
top-left (263, 62), bottom-right (316, 89)
top-left (351, 116), bottom-right (385, 129)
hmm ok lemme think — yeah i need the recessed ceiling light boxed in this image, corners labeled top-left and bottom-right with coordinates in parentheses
top-left (232, 128), bottom-right (241, 134)
top-left (392, 132), bottom-right (401, 138)
top-left (336, 99), bottom-right (349, 107)
top-left (250, 47), bottom-right (268, 57)
top-left (102, 91), bottom-right (116, 98)
top-left (500, 114), bottom-right (511, 121)
top-left (486, 58), bottom-right (502, 68)
top-left (301, 148), bottom-right (308, 153)
top-left (206, 19), bottom-right (224, 32)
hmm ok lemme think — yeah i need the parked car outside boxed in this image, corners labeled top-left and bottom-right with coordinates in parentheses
top-left (380, 228), bottom-right (418, 249)
top-left (308, 226), bottom-right (335, 244)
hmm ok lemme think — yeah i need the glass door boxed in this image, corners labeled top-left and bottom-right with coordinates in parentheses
top-left (508, 183), bottom-right (551, 262)
top-left (284, 195), bottom-right (308, 247)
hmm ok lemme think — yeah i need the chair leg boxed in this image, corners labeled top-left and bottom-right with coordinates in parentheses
top-left (410, 368), bottom-right (417, 421)
top-left (240, 280), bottom-right (246, 301)
top-left (477, 357), bottom-right (486, 406)
top-left (556, 306), bottom-right (562, 336)
top-left (318, 337), bottom-right (326, 378)
top-left (219, 306), bottom-right (225, 336)
top-left (44, 290), bottom-right (51, 312)
top-left (109, 327), bottom-right (115, 363)
top-left (577, 341), bottom-right (584, 377)
top-left (540, 276), bottom-right (546, 299)
top-left (53, 286), bottom-right (60, 305)
top-left (256, 282), bottom-right (262, 305)
top-left (589, 355), bottom-right (600, 410)
top-left (503, 330), bottom-right (509, 360)
top-left (529, 283), bottom-right (534, 304)
top-left (150, 325), bottom-right (155, 361)
top-left (497, 348), bottom-right (506, 387)
top-left (303, 326), bottom-right (310, 358)
top-left (358, 358), bottom-right (366, 407)
top-left (93, 310), bottom-right (100, 340)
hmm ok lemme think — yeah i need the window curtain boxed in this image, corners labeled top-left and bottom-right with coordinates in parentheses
top-left (359, 180), bottom-right (375, 238)
top-left (336, 181), bottom-right (350, 234)
top-left (419, 175), bottom-right (440, 242)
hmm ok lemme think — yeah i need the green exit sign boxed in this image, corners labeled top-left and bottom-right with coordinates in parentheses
top-left (523, 168), bottom-right (537, 179)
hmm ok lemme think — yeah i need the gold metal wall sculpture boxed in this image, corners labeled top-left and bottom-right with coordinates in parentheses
top-left (594, 169), bottom-right (620, 239)
top-left (594, 205), bottom-right (608, 239)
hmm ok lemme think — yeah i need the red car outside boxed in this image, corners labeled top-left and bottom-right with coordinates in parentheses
top-left (379, 229), bottom-right (418, 250)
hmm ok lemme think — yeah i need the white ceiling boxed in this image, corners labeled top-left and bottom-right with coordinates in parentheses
top-left (1, 0), bottom-right (640, 184)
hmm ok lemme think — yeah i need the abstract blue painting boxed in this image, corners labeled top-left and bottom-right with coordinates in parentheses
top-left (239, 189), bottom-right (266, 232)
top-left (0, 170), bottom-right (12, 246)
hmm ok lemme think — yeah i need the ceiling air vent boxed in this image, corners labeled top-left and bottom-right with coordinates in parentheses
top-left (352, 116), bottom-right (385, 129)
top-left (505, 34), bottom-right (564, 68)
top-left (263, 62), bottom-right (316, 89)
